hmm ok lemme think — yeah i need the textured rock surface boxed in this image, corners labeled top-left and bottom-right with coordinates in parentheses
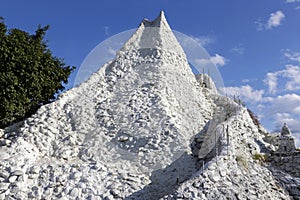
top-left (166, 99), bottom-right (291, 199)
top-left (0, 11), bottom-right (298, 200)
top-left (270, 152), bottom-right (300, 177)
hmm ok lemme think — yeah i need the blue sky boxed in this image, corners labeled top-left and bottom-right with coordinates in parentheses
top-left (1, 0), bottom-right (300, 146)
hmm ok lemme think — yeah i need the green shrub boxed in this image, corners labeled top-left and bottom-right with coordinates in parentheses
top-left (252, 153), bottom-right (268, 164)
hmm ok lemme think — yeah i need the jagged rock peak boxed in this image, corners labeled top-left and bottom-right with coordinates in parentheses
top-left (142, 11), bottom-right (168, 28)
top-left (120, 11), bottom-right (185, 56)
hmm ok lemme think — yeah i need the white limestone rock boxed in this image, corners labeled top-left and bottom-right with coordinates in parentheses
top-left (0, 11), bottom-right (297, 200)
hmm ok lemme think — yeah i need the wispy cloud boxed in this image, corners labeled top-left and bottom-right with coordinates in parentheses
top-left (285, 0), bottom-right (300, 10)
top-left (189, 35), bottom-right (215, 47)
top-left (242, 79), bottom-right (250, 83)
top-left (194, 54), bottom-right (228, 67)
top-left (282, 49), bottom-right (300, 63)
top-left (255, 10), bottom-right (285, 31)
top-left (230, 45), bottom-right (245, 55)
top-left (254, 19), bottom-right (265, 31)
top-left (241, 78), bottom-right (258, 84)
top-left (267, 10), bottom-right (285, 29)
top-left (104, 26), bottom-right (110, 35)
top-left (286, 0), bottom-right (300, 3)
top-left (264, 72), bottom-right (278, 94)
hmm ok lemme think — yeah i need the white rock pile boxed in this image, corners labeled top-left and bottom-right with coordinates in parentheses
top-left (0, 11), bottom-right (298, 200)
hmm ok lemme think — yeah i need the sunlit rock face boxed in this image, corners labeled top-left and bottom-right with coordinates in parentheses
top-left (0, 11), bottom-right (296, 200)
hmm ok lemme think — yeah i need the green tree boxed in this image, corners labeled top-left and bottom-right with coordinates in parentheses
top-left (0, 18), bottom-right (75, 128)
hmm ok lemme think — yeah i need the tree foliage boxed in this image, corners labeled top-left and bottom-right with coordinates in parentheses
top-left (0, 18), bottom-right (75, 128)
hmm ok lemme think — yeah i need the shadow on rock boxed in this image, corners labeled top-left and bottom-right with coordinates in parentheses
top-left (125, 152), bottom-right (201, 200)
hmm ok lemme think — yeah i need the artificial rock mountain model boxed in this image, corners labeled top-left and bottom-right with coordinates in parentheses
top-left (0, 11), bottom-right (299, 200)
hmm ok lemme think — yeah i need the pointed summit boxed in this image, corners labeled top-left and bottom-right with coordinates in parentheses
top-left (120, 11), bottom-right (185, 56)
top-left (156, 10), bottom-right (167, 25)
top-left (142, 10), bottom-right (168, 28)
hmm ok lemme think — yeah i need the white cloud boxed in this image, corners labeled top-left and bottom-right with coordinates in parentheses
top-left (283, 49), bottom-right (300, 63)
top-left (211, 54), bottom-right (228, 66)
top-left (241, 78), bottom-right (258, 84)
top-left (242, 79), bottom-right (250, 83)
top-left (255, 11), bottom-right (285, 31)
top-left (286, 0), bottom-right (300, 3)
top-left (264, 72), bottom-right (278, 94)
top-left (194, 58), bottom-right (211, 67)
top-left (267, 93), bottom-right (300, 115)
top-left (264, 65), bottom-right (300, 94)
top-left (221, 85), bottom-right (265, 103)
top-left (273, 112), bottom-right (300, 131)
top-left (283, 65), bottom-right (300, 90)
top-left (195, 54), bottom-right (227, 67)
top-left (194, 54), bottom-right (228, 67)
top-left (267, 10), bottom-right (285, 29)
top-left (293, 106), bottom-right (300, 114)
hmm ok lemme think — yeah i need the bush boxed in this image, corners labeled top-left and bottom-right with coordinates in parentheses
top-left (252, 153), bottom-right (268, 164)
